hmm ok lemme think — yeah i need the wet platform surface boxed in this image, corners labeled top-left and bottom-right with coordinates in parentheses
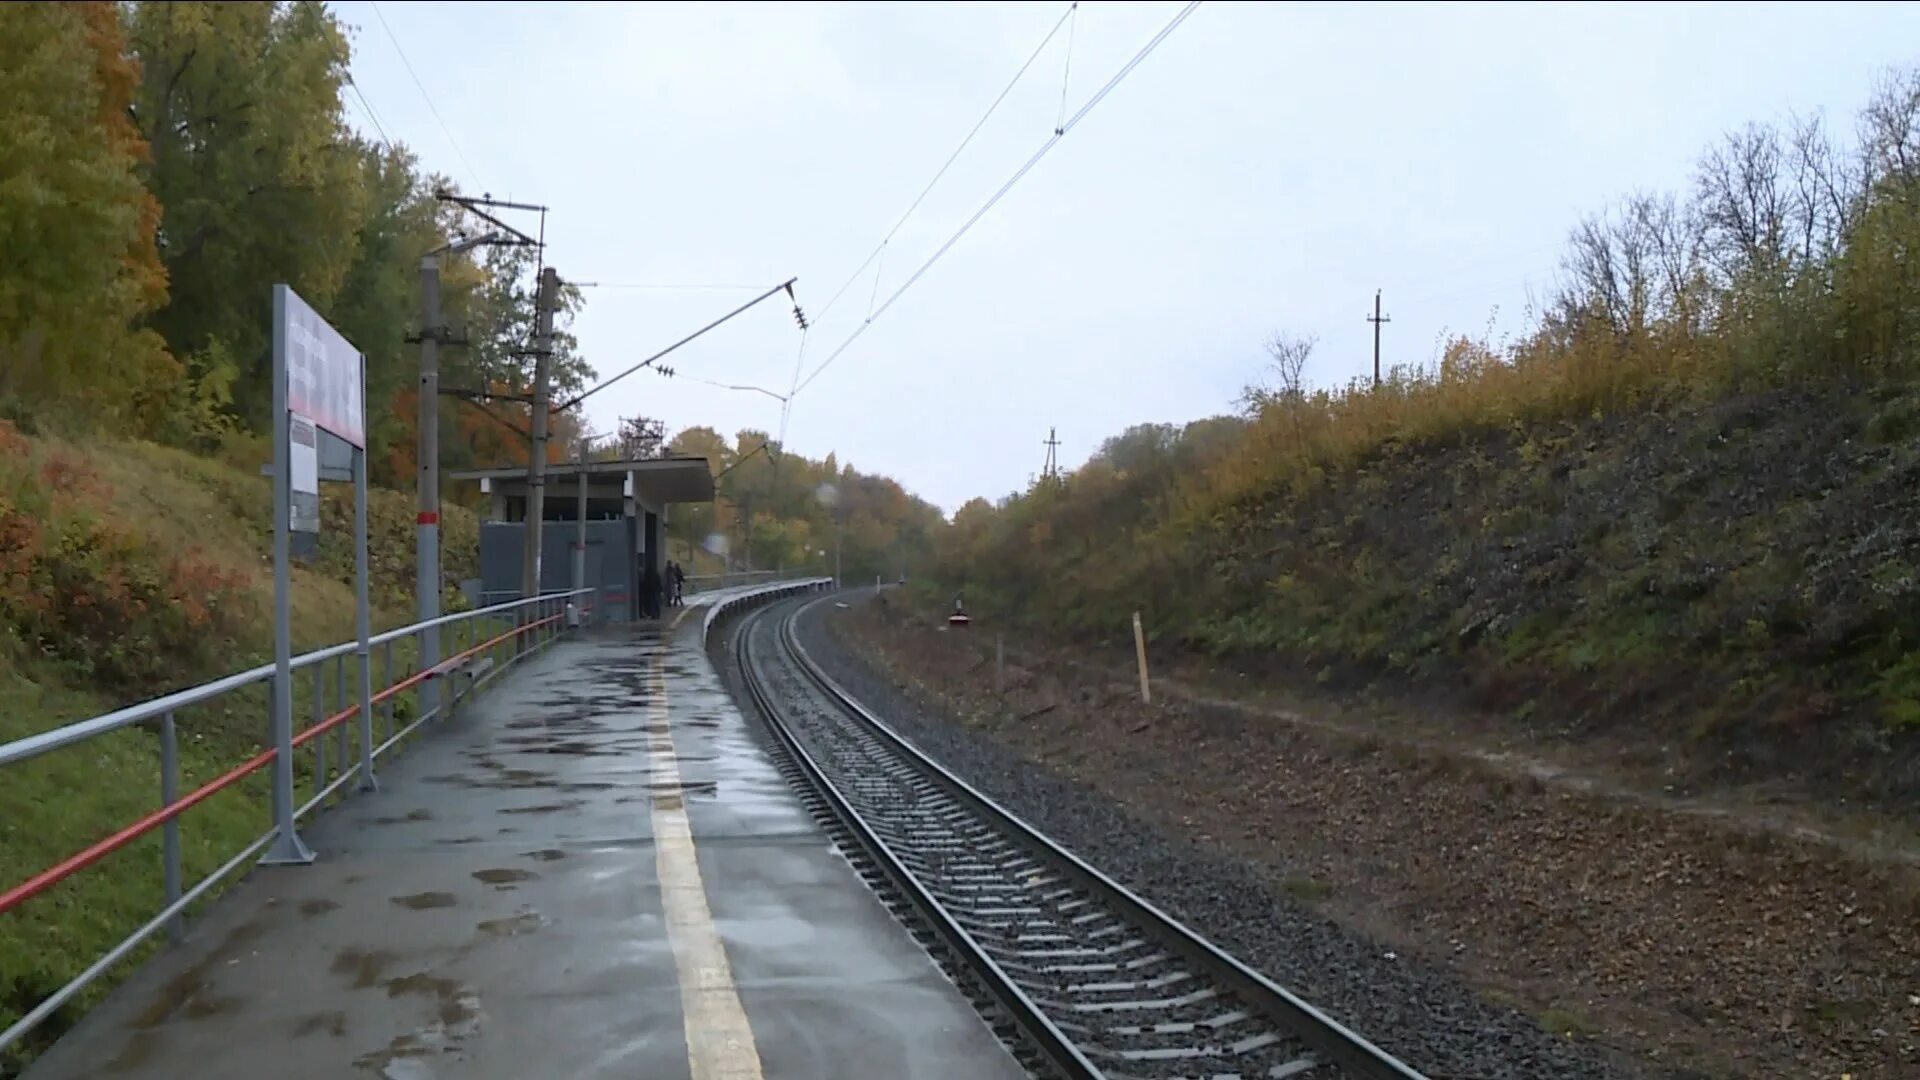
top-left (27, 609), bottom-right (1023, 1079)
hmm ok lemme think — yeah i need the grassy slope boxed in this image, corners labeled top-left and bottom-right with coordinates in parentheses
top-left (962, 376), bottom-right (1920, 809)
top-left (0, 432), bottom-right (477, 1068)
top-left (1180, 377), bottom-right (1920, 801)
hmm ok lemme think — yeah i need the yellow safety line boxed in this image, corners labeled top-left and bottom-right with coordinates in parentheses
top-left (646, 653), bottom-right (763, 1079)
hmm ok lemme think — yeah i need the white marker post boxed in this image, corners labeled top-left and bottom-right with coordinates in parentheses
top-left (1132, 611), bottom-right (1152, 705)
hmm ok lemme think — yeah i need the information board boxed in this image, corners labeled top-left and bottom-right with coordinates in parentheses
top-left (282, 289), bottom-right (366, 447)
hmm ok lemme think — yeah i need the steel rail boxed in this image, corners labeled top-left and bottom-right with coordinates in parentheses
top-left (734, 604), bottom-right (1100, 1080)
top-left (743, 594), bottom-right (1430, 1080)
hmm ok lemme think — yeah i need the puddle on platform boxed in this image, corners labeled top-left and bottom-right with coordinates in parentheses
top-left (371, 808), bottom-right (435, 825)
top-left (472, 867), bottom-right (540, 886)
top-left (390, 891), bottom-right (457, 910)
top-left (134, 974), bottom-right (239, 1026)
top-left (331, 947), bottom-right (399, 989)
top-left (523, 848), bottom-right (568, 861)
top-left (501, 799), bottom-right (584, 815)
top-left (299, 898), bottom-right (340, 917)
top-left (497, 737), bottom-right (621, 757)
top-left (477, 911), bottom-right (547, 937)
top-left (102, 1030), bottom-right (162, 1074)
top-left (355, 973), bottom-right (482, 1076)
top-left (133, 920), bottom-right (265, 1028)
top-left (292, 1010), bottom-right (347, 1038)
top-left (424, 767), bottom-right (557, 790)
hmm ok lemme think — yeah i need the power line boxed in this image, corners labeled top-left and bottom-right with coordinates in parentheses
top-left (344, 74), bottom-right (395, 155)
top-left (1054, 3), bottom-right (1079, 135)
top-left (556, 279), bottom-right (799, 412)
top-left (574, 282), bottom-right (775, 291)
top-left (793, 1), bottom-right (1204, 398)
top-left (813, 1), bottom-right (1081, 327)
top-left (783, 6), bottom-right (1077, 423)
top-left (667, 372), bottom-right (791, 403)
top-left (370, 0), bottom-right (485, 193)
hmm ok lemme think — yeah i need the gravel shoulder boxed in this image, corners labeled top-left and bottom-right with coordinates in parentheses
top-left (758, 593), bottom-right (1665, 1080)
top-left (797, 591), bottom-right (1920, 1080)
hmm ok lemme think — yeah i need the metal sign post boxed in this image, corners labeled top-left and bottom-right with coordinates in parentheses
top-left (265, 285), bottom-right (368, 865)
top-left (265, 287), bottom-right (310, 865)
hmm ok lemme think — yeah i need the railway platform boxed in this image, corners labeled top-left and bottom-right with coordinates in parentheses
top-left (24, 607), bottom-right (1023, 1079)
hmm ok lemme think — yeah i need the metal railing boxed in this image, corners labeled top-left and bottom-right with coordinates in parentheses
top-left (0, 587), bottom-right (594, 1058)
top-left (685, 569), bottom-right (829, 594)
top-left (698, 577), bottom-right (837, 641)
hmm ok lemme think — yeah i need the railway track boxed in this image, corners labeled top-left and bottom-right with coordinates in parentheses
top-left (732, 595), bottom-right (1428, 1080)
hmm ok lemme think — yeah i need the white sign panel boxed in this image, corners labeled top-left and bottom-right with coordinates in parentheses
top-left (281, 287), bottom-right (365, 448)
top-left (289, 414), bottom-right (320, 535)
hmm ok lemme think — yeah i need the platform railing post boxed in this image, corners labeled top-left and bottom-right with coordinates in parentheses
top-left (414, 627), bottom-right (428, 725)
top-left (382, 639), bottom-right (395, 745)
top-left (357, 642), bottom-right (376, 791)
top-left (160, 709), bottom-right (182, 944)
top-left (311, 663), bottom-right (326, 799)
top-left (334, 654), bottom-right (348, 798)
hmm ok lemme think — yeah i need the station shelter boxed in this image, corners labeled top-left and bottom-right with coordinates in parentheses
top-left (451, 457), bottom-right (714, 622)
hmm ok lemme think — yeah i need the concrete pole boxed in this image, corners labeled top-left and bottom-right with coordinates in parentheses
top-left (416, 255), bottom-right (441, 719)
top-left (521, 267), bottom-right (559, 607)
top-left (572, 438), bottom-right (588, 619)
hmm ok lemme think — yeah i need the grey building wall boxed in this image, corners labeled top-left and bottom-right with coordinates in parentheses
top-left (478, 520), bottom-right (637, 622)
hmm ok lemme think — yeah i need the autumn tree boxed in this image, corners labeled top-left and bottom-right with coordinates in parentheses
top-left (0, 2), bottom-right (175, 427)
top-left (125, 1), bottom-right (370, 430)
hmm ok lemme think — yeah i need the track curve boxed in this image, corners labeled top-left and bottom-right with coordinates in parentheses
top-left (731, 594), bottom-right (1429, 1080)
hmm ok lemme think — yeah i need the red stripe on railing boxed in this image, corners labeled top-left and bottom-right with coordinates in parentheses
top-left (0, 612), bottom-right (563, 917)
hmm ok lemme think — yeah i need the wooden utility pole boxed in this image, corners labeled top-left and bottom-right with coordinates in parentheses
top-left (1042, 427), bottom-right (1060, 480)
top-left (1367, 289), bottom-right (1390, 388)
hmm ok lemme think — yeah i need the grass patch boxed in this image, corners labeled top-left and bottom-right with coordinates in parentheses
top-left (1279, 875), bottom-right (1334, 904)
top-left (1538, 1005), bottom-right (1602, 1039)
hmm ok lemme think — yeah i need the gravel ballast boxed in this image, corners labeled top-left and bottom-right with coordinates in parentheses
top-left (711, 594), bottom-right (1655, 1080)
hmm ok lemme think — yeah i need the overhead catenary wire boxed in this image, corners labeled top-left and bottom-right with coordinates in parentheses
top-left (556, 279), bottom-right (799, 412)
top-left (781, 1), bottom-right (1079, 443)
top-left (812, 1), bottom-right (1082, 328)
top-left (574, 282), bottom-right (776, 291)
top-left (370, 0), bottom-right (485, 193)
top-left (344, 74), bottom-right (396, 155)
top-left (1055, 2), bottom-right (1079, 135)
top-left (778, 327), bottom-right (810, 446)
top-left (793, 0), bottom-right (1204, 398)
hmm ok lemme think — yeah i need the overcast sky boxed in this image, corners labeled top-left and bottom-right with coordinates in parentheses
top-left (332, 1), bottom-right (1920, 512)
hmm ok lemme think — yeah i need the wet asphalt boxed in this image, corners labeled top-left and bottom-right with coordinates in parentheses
top-left (25, 618), bottom-right (1020, 1080)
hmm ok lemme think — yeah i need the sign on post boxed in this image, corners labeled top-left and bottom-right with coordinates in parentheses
top-left (265, 285), bottom-right (370, 865)
top-left (284, 290), bottom-right (367, 448)
top-left (289, 415), bottom-right (320, 555)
